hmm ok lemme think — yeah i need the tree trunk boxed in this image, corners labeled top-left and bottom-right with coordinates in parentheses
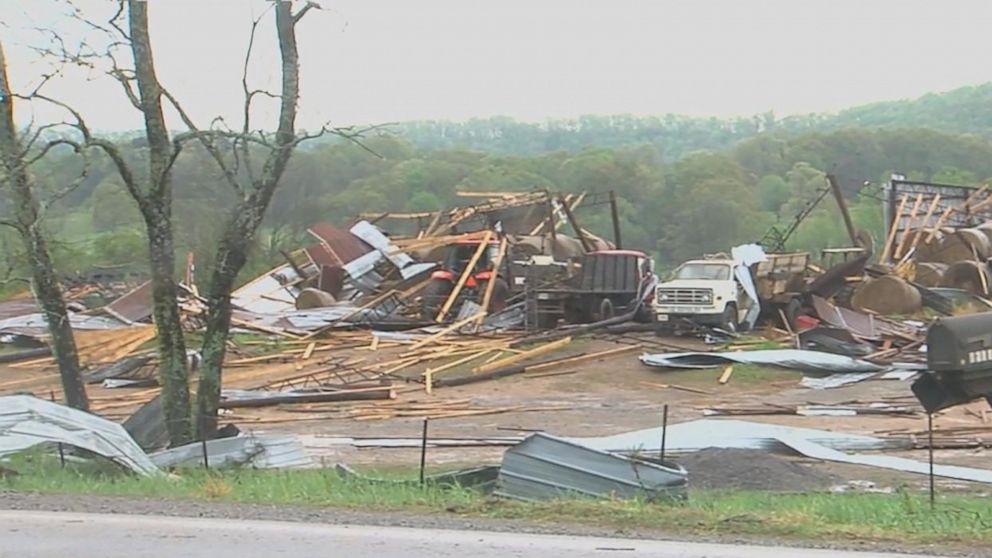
top-left (146, 211), bottom-right (191, 444)
top-left (194, 2), bottom-right (302, 439)
top-left (128, 0), bottom-right (191, 445)
top-left (194, 224), bottom-right (247, 438)
top-left (0, 42), bottom-right (88, 410)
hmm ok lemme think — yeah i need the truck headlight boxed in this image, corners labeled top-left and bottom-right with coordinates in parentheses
top-left (701, 292), bottom-right (713, 303)
top-left (659, 293), bottom-right (669, 302)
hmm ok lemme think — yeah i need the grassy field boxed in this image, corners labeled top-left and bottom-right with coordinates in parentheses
top-left (4, 454), bottom-right (992, 548)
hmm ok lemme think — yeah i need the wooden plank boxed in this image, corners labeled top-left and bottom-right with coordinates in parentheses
top-left (639, 381), bottom-right (713, 395)
top-left (435, 230), bottom-right (494, 322)
top-left (523, 344), bottom-right (641, 373)
top-left (894, 193), bottom-right (924, 259)
top-left (477, 237), bottom-right (508, 314)
top-left (908, 194), bottom-right (941, 253)
top-left (422, 350), bottom-right (494, 378)
top-left (880, 193), bottom-right (909, 263)
top-left (301, 342), bottom-right (317, 360)
top-left (472, 337), bottom-right (572, 375)
top-left (718, 365), bottom-right (734, 385)
top-left (408, 312), bottom-right (488, 351)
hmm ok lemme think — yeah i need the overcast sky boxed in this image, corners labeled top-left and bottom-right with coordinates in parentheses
top-left (2, 0), bottom-right (991, 131)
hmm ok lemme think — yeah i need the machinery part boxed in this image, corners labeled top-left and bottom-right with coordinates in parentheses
top-left (420, 280), bottom-right (453, 320)
top-left (595, 297), bottom-right (616, 322)
top-left (480, 278), bottom-right (510, 312)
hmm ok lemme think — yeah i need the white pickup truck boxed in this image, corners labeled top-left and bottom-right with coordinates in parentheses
top-left (654, 252), bottom-right (809, 332)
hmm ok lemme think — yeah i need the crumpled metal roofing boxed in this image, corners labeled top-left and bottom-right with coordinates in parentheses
top-left (0, 395), bottom-right (160, 476)
top-left (307, 222), bottom-right (372, 267)
top-left (639, 349), bottom-right (884, 374)
top-left (150, 435), bottom-right (311, 469)
top-left (0, 312), bottom-right (128, 336)
top-left (496, 432), bottom-right (687, 501)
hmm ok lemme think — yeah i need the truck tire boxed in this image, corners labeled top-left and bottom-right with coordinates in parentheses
top-left (720, 303), bottom-right (738, 333)
top-left (421, 280), bottom-right (452, 320)
top-left (595, 297), bottom-right (616, 322)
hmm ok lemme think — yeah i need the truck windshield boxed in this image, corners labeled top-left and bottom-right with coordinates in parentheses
top-left (673, 263), bottom-right (731, 280)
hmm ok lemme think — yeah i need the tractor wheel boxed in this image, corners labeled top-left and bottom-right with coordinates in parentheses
top-left (479, 278), bottom-right (510, 312)
top-left (421, 280), bottom-right (452, 320)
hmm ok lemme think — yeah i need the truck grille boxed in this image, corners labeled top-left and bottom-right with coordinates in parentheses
top-left (658, 287), bottom-right (712, 305)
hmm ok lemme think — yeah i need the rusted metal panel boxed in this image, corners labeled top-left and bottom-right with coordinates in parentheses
top-left (811, 295), bottom-right (879, 339)
top-left (104, 280), bottom-right (153, 323)
top-left (307, 222), bottom-right (372, 267)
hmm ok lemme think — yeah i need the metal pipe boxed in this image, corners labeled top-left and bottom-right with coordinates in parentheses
top-left (659, 404), bottom-right (669, 464)
top-left (928, 412), bottom-right (935, 509)
top-left (609, 190), bottom-right (622, 249)
top-left (419, 418), bottom-right (430, 485)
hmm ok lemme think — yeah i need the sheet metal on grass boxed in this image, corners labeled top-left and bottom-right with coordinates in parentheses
top-left (495, 432), bottom-right (687, 501)
top-left (0, 395), bottom-right (160, 476)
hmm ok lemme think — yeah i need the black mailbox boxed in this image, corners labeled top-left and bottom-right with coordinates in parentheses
top-left (926, 313), bottom-right (992, 372)
top-left (914, 313), bottom-right (992, 413)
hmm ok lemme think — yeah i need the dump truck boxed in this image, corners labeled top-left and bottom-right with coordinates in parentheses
top-left (653, 252), bottom-right (809, 332)
top-left (526, 249), bottom-right (657, 329)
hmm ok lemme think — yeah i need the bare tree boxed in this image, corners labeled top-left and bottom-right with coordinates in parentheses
top-left (189, 1), bottom-right (320, 438)
top-left (26, 0), bottom-right (356, 439)
top-left (32, 0), bottom-right (194, 443)
top-left (0, 41), bottom-right (88, 410)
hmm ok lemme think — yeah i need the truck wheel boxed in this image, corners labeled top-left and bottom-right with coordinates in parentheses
top-left (421, 280), bottom-right (452, 320)
top-left (720, 303), bottom-right (738, 333)
top-left (595, 297), bottom-right (616, 322)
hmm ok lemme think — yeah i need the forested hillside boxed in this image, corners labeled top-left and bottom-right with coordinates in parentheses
top-left (396, 83), bottom-right (992, 160)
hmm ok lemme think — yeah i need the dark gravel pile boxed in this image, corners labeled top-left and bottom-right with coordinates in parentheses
top-left (674, 448), bottom-right (838, 491)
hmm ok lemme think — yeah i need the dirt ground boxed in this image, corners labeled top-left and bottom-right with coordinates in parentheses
top-left (3, 330), bottom-right (992, 493)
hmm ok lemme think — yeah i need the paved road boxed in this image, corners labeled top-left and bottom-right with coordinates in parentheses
top-left (0, 510), bottom-right (926, 558)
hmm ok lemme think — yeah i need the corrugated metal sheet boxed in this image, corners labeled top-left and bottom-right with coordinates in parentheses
top-left (0, 395), bottom-right (160, 476)
top-left (230, 263), bottom-right (301, 314)
top-left (812, 295), bottom-right (879, 339)
top-left (639, 349), bottom-right (883, 374)
top-left (150, 435), bottom-right (311, 469)
top-left (350, 220), bottom-right (436, 280)
top-left (569, 419), bottom-right (905, 455)
top-left (104, 280), bottom-right (153, 323)
top-left (496, 432), bottom-right (686, 501)
top-left (0, 312), bottom-right (129, 336)
top-left (307, 222), bottom-right (372, 266)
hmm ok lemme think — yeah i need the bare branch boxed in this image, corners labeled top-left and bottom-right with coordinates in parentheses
top-left (38, 143), bottom-right (93, 213)
top-left (22, 136), bottom-right (80, 168)
top-left (293, 1), bottom-right (322, 23)
top-left (239, 7), bottom-right (272, 183)
top-left (161, 87), bottom-right (243, 195)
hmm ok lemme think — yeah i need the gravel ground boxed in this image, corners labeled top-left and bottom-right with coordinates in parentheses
top-left (0, 490), bottom-right (978, 557)
top-left (677, 448), bottom-right (839, 491)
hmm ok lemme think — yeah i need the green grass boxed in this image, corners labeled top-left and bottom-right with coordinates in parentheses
top-left (4, 454), bottom-right (992, 548)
